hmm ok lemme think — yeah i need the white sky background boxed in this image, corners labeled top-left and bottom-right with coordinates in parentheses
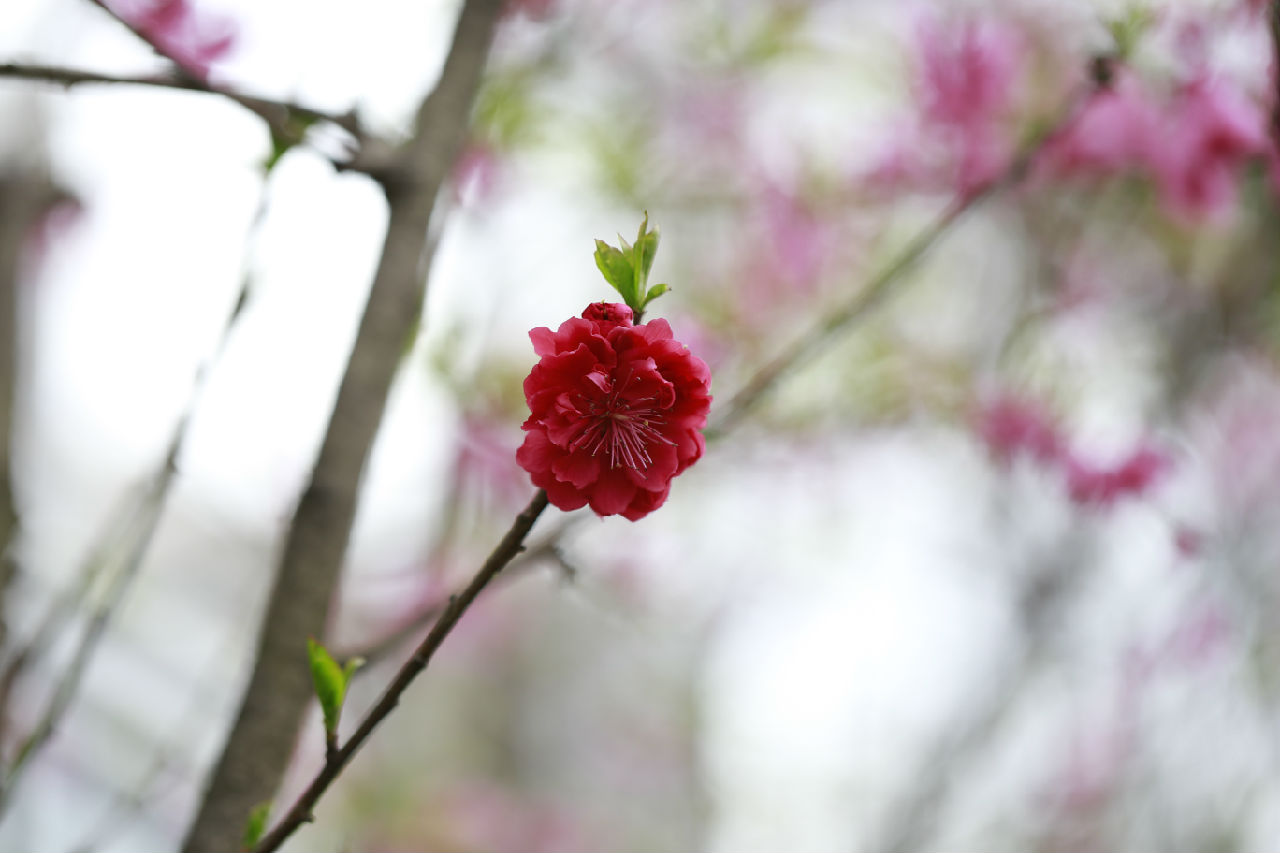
top-left (0, 0), bottom-right (1269, 851)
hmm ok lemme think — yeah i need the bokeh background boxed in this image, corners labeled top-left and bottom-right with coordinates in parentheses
top-left (3, 0), bottom-right (1280, 850)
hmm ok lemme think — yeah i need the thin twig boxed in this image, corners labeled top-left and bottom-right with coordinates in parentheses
top-left (252, 489), bottom-right (549, 853)
top-left (876, 529), bottom-right (1091, 853)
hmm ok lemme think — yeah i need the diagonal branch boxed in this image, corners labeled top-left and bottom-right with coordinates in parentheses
top-left (180, 1), bottom-right (505, 850)
top-left (252, 489), bottom-right (549, 853)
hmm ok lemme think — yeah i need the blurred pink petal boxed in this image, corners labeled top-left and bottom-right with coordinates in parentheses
top-left (1041, 73), bottom-right (1162, 176)
top-left (1153, 77), bottom-right (1267, 220)
top-left (105, 0), bottom-right (238, 79)
top-left (976, 395), bottom-right (1064, 464)
top-left (1066, 444), bottom-right (1170, 507)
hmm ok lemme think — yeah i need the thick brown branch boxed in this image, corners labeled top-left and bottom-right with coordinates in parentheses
top-left (179, 2), bottom-right (504, 851)
top-left (253, 489), bottom-right (549, 853)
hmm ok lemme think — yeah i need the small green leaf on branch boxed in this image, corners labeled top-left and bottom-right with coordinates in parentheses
top-left (594, 240), bottom-right (637, 306)
top-left (631, 212), bottom-right (659, 295)
top-left (307, 638), bottom-right (348, 744)
top-left (241, 800), bottom-right (271, 851)
top-left (642, 282), bottom-right (670, 308)
top-left (593, 213), bottom-right (671, 316)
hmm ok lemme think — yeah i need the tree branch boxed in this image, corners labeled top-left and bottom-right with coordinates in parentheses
top-left (0, 61), bottom-right (361, 144)
top-left (180, 2), bottom-right (505, 850)
top-left (0, 192), bottom-right (268, 815)
top-left (81, 0), bottom-right (363, 146)
top-left (253, 489), bottom-right (549, 853)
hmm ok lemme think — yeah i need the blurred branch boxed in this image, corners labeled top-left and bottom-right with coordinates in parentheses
top-left (707, 87), bottom-right (1096, 439)
top-left (252, 489), bottom-right (549, 853)
top-left (0, 190), bottom-right (271, 818)
top-left (1270, 0), bottom-right (1280, 154)
top-left (0, 62), bottom-right (362, 141)
top-left (876, 533), bottom-right (1090, 853)
top-left (180, 2), bottom-right (505, 850)
top-left (0, 482), bottom-right (168, 811)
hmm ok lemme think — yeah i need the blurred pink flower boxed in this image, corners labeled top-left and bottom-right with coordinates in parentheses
top-left (106, 0), bottom-right (237, 79)
top-left (916, 17), bottom-right (1022, 194)
top-left (976, 395), bottom-right (1064, 464)
top-left (456, 410), bottom-right (527, 506)
top-left (1162, 603), bottom-right (1229, 666)
top-left (759, 184), bottom-right (831, 288)
top-left (442, 783), bottom-right (592, 853)
top-left (976, 395), bottom-right (1171, 508)
top-left (1041, 73), bottom-right (1161, 177)
top-left (1152, 77), bottom-right (1267, 220)
top-left (1065, 444), bottom-right (1169, 507)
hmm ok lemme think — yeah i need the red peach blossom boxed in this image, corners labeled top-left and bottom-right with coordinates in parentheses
top-left (516, 303), bottom-right (711, 521)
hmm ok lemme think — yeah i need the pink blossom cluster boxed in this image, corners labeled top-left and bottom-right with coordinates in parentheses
top-left (1043, 72), bottom-right (1271, 220)
top-left (977, 396), bottom-right (1170, 507)
top-left (902, 17), bottom-right (1023, 195)
top-left (891, 12), bottom-right (1274, 220)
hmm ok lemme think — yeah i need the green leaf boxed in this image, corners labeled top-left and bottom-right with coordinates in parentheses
top-left (593, 215), bottom-right (670, 316)
top-left (307, 638), bottom-right (346, 736)
top-left (242, 801), bottom-right (271, 850)
top-left (632, 213), bottom-right (660, 291)
top-left (594, 239), bottom-right (638, 306)
top-left (643, 282), bottom-right (670, 307)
